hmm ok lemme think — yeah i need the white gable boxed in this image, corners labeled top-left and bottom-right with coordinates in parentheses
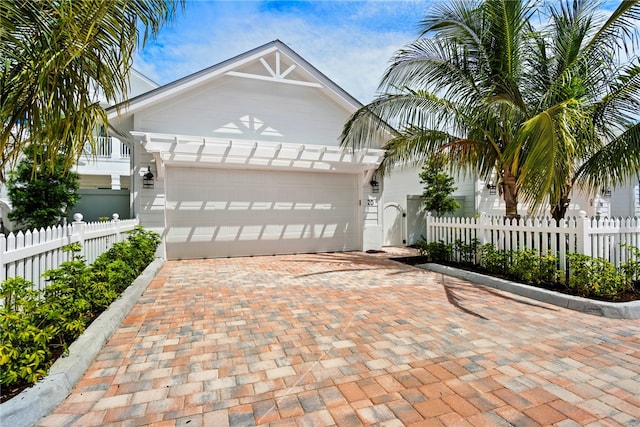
top-left (108, 40), bottom-right (362, 148)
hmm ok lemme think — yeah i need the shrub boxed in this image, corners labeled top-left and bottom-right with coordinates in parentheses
top-left (478, 245), bottom-right (559, 285)
top-left (0, 227), bottom-right (160, 390)
top-left (537, 251), bottom-right (561, 285)
top-left (0, 278), bottom-right (56, 386)
top-left (40, 247), bottom-right (93, 343)
top-left (416, 239), bottom-right (453, 262)
top-left (418, 158), bottom-right (460, 216)
top-left (424, 239), bottom-right (636, 299)
top-left (454, 238), bottom-right (480, 264)
top-left (620, 244), bottom-right (640, 288)
top-left (479, 244), bottom-right (510, 274)
top-left (7, 146), bottom-right (79, 231)
top-left (508, 249), bottom-right (559, 286)
top-left (567, 253), bottom-right (629, 298)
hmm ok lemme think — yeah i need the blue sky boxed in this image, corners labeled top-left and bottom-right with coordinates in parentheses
top-left (134, 0), bottom-right (627, 104)
top-left (134, 1), bottom-right (429, 103)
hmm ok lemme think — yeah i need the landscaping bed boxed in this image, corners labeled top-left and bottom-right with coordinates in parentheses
top-left (0, 227), bottom-right (161, 403)
top-left (392, 240), bottom-right (640, 304)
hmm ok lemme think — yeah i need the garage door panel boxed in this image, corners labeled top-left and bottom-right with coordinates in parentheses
top-left (165, 167), bottom-right (359, 259)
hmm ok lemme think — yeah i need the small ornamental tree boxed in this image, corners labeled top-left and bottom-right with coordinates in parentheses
top-left (419, 158), bottom-right (460, 217)
top-left (7, 148), bottom-right (80, 231)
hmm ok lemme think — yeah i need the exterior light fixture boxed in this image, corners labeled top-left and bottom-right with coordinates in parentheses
top-left (370, 173), bottom-right (379, 193)
top-left (486, 181), bottom-right (497, 195)
top-left (143, 166), bottom-right (155, 189)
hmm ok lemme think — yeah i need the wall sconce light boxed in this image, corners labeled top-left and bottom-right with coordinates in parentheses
top-left (601, 187), bottom-right (611, 197)
top-left (486, 181), bottom-right (497, 195)
top-left (143, 166), bottom-right (154, 189)
top-left (370, 172), bottom-right (379, 193)
top-left (370, 178), bottom-right (379, 193)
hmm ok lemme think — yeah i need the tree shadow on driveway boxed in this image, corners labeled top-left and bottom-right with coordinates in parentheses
top-left (434, 273), bottom-right (559, 320)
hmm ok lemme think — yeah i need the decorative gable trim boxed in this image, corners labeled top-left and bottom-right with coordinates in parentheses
top-left (108, 40), bottom-right (361, 120)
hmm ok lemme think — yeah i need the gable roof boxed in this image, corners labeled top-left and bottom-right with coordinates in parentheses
top-left (107, 40), bottom-right (362, 120)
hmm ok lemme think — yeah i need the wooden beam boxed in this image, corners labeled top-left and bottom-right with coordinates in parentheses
top-left (226, 71), bottom-right (323, 88)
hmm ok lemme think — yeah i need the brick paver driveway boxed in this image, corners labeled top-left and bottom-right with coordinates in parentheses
top-left (38, 253), bottom-right (640, 426)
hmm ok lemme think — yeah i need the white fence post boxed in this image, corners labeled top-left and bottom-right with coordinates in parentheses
top-left (112, 213), bottom-right (121, 243)
top-left (425, 212), bottom-right (432, 243)
top-left (0, 234), bottom-right (5, 286)
top-left (478, 213), bottom-right (487, 246)
top-left (576, 211), bottom-right (591, 258)
top-left (72, 213), bottom-right (86, 261)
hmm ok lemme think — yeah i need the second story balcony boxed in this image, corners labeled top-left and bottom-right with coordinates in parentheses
top-left (76, 136), bottom-right (131, 186)
top-left (84, 136), bottom-right (130, 160)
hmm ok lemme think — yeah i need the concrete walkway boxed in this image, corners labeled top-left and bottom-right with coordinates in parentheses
top-left (36, 253), bottom-right (640, 426)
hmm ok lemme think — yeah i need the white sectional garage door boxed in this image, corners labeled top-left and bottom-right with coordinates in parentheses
top-left (165, 167), bottom-right (359, 259)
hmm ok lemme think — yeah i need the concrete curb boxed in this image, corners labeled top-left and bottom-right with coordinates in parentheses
top-left (0, 258), bottom-right (165, 427)
top-left (419, 263), bottom-right (640, 319)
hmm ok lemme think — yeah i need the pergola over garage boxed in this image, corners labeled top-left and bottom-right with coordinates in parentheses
top-left (132, 133), bottom-right (383, 259)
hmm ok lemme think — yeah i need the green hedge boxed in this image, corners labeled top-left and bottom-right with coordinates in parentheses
top-left (416, 238), bottom-right (639, 298)
top-left (0, 226), bottom-right (160, 389)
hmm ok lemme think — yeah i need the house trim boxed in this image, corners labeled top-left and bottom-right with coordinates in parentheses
top-left (131, 132), bottom-right (384, 175)
top-left (107, 40), bottom-right (363, 121)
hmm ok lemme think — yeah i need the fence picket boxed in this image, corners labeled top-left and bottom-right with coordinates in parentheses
top-left (424, 212), bottom-right (640, 276)
top-left (0, 214), bottom-right (140, 294)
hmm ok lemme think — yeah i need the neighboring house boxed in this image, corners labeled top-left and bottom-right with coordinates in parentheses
top-left (107, 40), bottom-right (384, 259)
top-left (382, 166), bottom-right (640, 247)
top-left (71, 69), bottom-right (160, 222)
top-left (0, 69), bottom-right (159, 230)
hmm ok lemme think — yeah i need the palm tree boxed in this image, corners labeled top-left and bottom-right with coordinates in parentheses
top-left (0, 0), bottom-right (183, 175)
top-left (520, 0), bottom-right (640, 220)
top-left (340, 0), bottom-right (640, 220)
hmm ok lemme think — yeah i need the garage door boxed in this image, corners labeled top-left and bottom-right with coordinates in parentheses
top-left (165, 167), bottom-right (359, 259)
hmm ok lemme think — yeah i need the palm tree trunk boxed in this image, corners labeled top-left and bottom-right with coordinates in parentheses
top-left (502, 169), bottom-right (520, 219)
top-left (550, 185), bottom-right (571, 224)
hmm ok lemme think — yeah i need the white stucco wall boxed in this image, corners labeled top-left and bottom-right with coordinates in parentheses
top-left (382, 166), bottom-right (476, 246)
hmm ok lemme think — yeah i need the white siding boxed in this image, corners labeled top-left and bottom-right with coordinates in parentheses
top-left (134, 77), bottom-right (350, 146)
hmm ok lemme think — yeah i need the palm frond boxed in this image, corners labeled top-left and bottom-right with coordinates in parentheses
top-left (585, 0), bottom-right (640, 54)
top-left (380, 38), bottom-right (484, 107)
top-left (575, 123), bottom-right (640, 188)
top-left (0, 0), bottom-right (183, 172)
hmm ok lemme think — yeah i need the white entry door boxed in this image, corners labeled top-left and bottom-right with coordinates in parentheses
top-left (164, 167), bottom-right (359, 259)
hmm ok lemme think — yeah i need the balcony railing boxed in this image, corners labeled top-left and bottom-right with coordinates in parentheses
top-left (84, 137), bottom-right (130, 159)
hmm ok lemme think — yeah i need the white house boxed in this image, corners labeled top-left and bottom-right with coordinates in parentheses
top-left (70, 69), bottom-right (161, 221)
top-left (107, 40), bottom-right (384, 260)
top-left (103, 40), bottom-right (639, 258)
top-left (4, 39), bottom-right (637, 251)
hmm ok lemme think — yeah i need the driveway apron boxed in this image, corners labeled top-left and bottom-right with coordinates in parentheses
top-left (37, 253), bottom-right (640, 426)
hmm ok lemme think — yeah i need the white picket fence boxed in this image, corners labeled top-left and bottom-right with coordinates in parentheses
top-left (0, 213), bottom-right (139, 291)
top-left (425, 211), bottom-right (640, 271)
